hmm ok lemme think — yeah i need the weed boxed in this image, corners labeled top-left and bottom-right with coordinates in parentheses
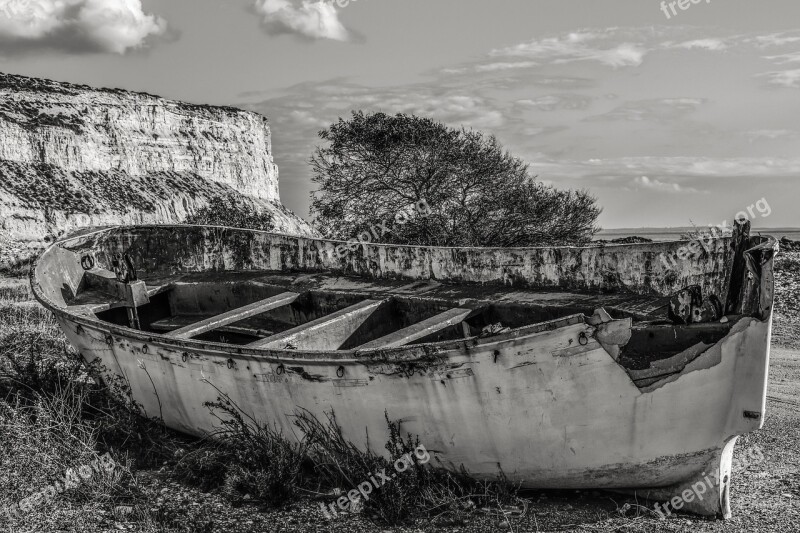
top-left (175, 394), bottom-right (310, 506)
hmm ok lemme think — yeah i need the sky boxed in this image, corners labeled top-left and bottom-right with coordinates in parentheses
top-left (1, 0), bottom-right (799, 230)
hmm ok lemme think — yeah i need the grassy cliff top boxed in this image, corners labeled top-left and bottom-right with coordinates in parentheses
top-left (0, 71), bottom-right (256, 118)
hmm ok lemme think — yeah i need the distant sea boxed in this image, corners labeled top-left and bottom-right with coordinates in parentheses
top-left (595, 227), bottom-right (800, 242)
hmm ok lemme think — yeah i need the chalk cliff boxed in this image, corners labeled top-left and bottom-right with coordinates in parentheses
top-left (0, 72), bottom-right (316, 255)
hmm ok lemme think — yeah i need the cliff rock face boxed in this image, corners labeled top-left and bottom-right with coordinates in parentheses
top-left (0, 72), bottom-right (316, 260)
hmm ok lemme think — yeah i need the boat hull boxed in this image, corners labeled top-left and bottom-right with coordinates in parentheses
top-left (31, 225), bottom-right (777, 518)
top-left (54, 307), bottom-right (770, 517)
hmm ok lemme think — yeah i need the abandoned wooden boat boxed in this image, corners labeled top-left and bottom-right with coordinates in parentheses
top-left (31, 223), bottom-right (778, 518)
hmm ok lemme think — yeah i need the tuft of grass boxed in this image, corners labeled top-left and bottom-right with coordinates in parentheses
top-left (184, 195), bottom-right (276, 231)
top-left (295, 409), bottom-right (434, 524)
top-left (175, 394), bottom-right (310, 506)
top-left (173, 394), bottom-right (523, 526)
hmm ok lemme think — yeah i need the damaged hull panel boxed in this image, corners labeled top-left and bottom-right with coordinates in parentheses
top-left (31, 224), bottom-right (778, 519)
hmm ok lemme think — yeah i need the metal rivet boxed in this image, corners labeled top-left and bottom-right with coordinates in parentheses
top-left (276, 364), bottom-right (284, 375)
top-left (105, 335), bottom-right (113, 347)
top-left (182, 352), bottom-right (188, 363)
top-left (227, 359), bottom-right (234, 369)
top-left (141, 344), bottom-right (148, 354)
top-left (336, 366), bottom-right (345, 378)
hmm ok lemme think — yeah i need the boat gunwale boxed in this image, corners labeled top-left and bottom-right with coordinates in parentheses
top-left (52, 223), bottom-right (720, 251)
top-left (30, 225), bottom-right (777, 365)
top-left (30, 236), bottom-right (592, 363)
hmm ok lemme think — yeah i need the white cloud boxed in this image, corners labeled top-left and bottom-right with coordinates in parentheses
top-left (253, 0), bottom-right (348, 41)
top-left (759, 69), bottom-right (800, 88)
top-left (633, 176), bottom-right (700, 194)
top-left (386, 94), bottom-right (506, 129)
top-left (491, 30), bottom-right (647, 68)
top-left (535, 157), bottom-right (800, 181)
top-left (764, 51), bottom-right (800, 64)
top-left (0, 0), bottom-right (166, 54)
top-left (516, 94), bottom-right (592, 112)
top-left (744, 129), bottom-right (798, 141)
top-left (442, 61), bottom-right (539, 75)
top-left (287, 109), bottom-right (329, 127)
top-left (474, 61), bottom-right (538, 73)
top-left (672, 38), bottom-right (728, 51)
top-left (747, 32), bottom-right (800, 48)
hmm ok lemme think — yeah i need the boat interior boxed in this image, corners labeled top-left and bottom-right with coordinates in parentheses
top-left (34, 224), bottom-right (776, 388)
top-left (68, 269), bottom-right (729, 363)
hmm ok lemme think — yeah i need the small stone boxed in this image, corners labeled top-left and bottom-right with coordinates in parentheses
top-left (720, 316), bottom-right (729, 323)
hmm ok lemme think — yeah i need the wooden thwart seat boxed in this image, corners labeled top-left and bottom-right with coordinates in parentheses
top-left (248, 299), bottom-right (387, 350)
top-left (356, 307), bottom-right (475, 351)
top-left (82, 267), bottom-right (150, 307)
top-left (165, 292), bottom-right (299, 339)
top-left (150, 315), bottom-right (274, 339)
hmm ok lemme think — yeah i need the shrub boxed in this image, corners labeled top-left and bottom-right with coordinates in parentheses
top-left (175, 395), bottom-right (310, 506)
top-left (184, 196), bottom-right (275, 231)
top-left (293, 409), bottom-right (522, 525)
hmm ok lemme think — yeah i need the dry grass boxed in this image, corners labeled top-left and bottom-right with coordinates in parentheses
top-left (0, 275), bottom-right (214, 532)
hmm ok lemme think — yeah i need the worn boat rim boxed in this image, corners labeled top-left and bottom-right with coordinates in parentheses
top-left (52, 223), bottom-right (720, 251)
top-left (30, 227), bottom-right (590, 363)
top-left (30, 225), bottom-right (777, 365)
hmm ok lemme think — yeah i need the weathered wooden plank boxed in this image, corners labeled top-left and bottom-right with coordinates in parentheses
top-left (83, 267), bottom-right (149, 306)
top-left (67, 284), bottom-right (169, 315)
top-left (725, 220), bottom-right (751, 315)
top-left (150, 316), bottom-right (274, 339)
top-left (166, 292), bottom-right (299, 339)
top-left (248, 299), bottom-right (387, 350)
top-left (82, 267), bottom-right (151, 328)
top-left (355, 308), bottom-right (475, 351)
